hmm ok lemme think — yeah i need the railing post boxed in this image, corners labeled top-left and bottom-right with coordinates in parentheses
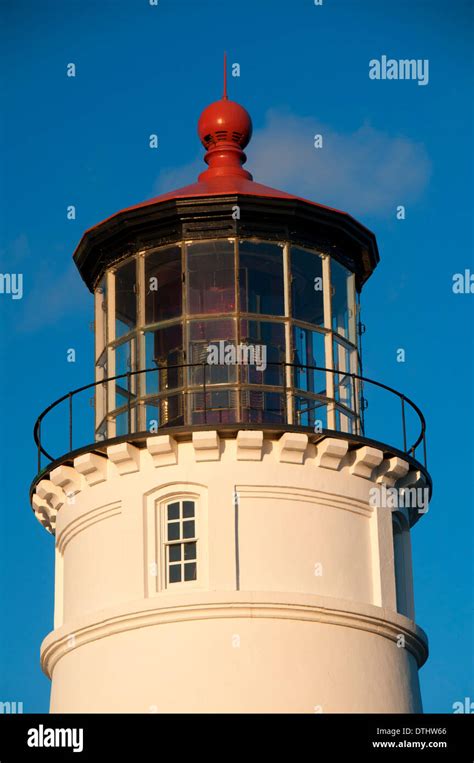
top-left (68, 392), bottom-right (73, 452)
top-left (203, 361), bottom-right (207, 424)
top-left (351, 374), bottom-right (358, 435)
top-left (282, 360), bottom-right (287, 424)
top-left (401, 397), bottom-right (407, 452)
top-left (423, 433), bottom-right (428, 469)
top-left (37, 421), bottom-right (41, 473)
top-left (127, 371), bottom-right (132, 434)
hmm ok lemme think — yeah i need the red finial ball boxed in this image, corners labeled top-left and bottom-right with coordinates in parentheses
top-left (198, 98), bottom-right (253, 151)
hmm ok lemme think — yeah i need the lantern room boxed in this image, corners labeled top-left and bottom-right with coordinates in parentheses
top-left (92, 238), bottom-right (361, 438)
top-left (74, 89), bottom-right (379, 446)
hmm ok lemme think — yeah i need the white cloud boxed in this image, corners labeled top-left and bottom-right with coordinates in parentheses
top-left (153, 109), bottom-right (431, 217)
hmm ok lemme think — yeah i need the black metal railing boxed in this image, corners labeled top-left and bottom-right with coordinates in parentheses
top-left (33, 362), bottom-right (427, 474)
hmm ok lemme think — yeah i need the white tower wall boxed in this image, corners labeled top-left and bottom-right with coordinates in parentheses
top-left (33, 430), bottom-right (428, 713)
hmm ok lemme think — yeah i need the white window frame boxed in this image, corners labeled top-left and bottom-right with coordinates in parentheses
top-left (144, 484), bottom-right (208, 596)
top-left (163, 498), bottom-right (198, 587)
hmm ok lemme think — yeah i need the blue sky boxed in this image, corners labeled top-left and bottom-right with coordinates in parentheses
top-left (0, 0), bottom-right (472, 712)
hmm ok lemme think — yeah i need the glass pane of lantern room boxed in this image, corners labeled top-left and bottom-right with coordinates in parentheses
top-left (331, 259), bottom-right (356, 344)
top-left (239, 241), bottom-right (284, 316)
top-left (145, 246), bottom-right (182, 324)
top-left (115, 340), bottom-right (133, 406)
top-left (115, 259), bottom-right (137, 339)
top-left (188, 319), bottom-right (237, 386)
top-left (291, 247), bottom-right (324, 326)
top-left (144, 324), bottom-right (183, 394)
top-left (292, 326), bottom-right (326, 395)
top-left (333, 337), bottom-right (355, 411)
top-left (239, 320), bottom-right (285, 387)
top-left (187, 240), bottom-right (235, 314)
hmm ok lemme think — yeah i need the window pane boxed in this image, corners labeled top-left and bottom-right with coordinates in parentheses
top-left (183, 520), bottom-right (195, 539)
top-left (167, 522), bottom-right (180, 541)
top-left (188, 319), bottom-right (237, 386)
top-left (115, 340), bottom-right (132, 377)
top-left (145, 246), bottom-right (182, 323)
top-left (184, 563), bottom-right (197, 581)
top-left (115, 259), bottom-right (136, 338)
top-left (187, 241), bottom-right (235, 314)
top-left (240, 390), bottom-right (285, 425)
top-left (291, 247), bottom-right (324, 326)
top-left (295, 397), bottom-right (327, 429)
top-left (184, 542), bottom-right (196, 560)
top-left (183, 501), bottom-right (195, 518)
top-left (115, 410), bottom-right (129, 437)
top-left (169, 544), bottom-right (181, 562)
top-left (239, 320), bottom-right (285, 387)
top-left (335, 408), bottom-right (354, 434)
top-left (239, 241), bottom-right (284, 315)
top-left (333, 338), bottom-right (355, 410)
top-left (169, 565), bottom-right (181, 584)
top-left (115, 341), bottom-right (134, 406)
top-left (293, 326), bottom-right (326, 395)
top-left (189, 388), bottom-right (238, 425)
top-left (331, 260), bottom-right (356, 342)
top-left (144, 394), bottom-right (184, 429)
top-left (167, 502), bottom-right (179, 520)
top-left (144, 324), bottom-right (183, 394)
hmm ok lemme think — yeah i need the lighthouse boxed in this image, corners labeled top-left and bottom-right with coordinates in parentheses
top-left (30, 72), bottom-right (431, 713)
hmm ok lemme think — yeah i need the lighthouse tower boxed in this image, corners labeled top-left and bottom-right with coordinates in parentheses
top-left (30, 75), bottom-right (431, 713)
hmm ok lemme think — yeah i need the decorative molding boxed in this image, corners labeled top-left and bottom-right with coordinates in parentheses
top-left (36, 479), bottom-right (66, 512)
top-left (278, 432), bottom-right (308, 464)
top-left (50, 465), bottom-right (84, 498)
top-left (350, 446), bottom-right (384, 480)
top-left (74, 453), bottom-right (108, 486)
top-left (31, 433), bottom-right (427, 532)
top-left (376, 457), bottom-right (410, 487)
top-left (314, 438), bottom-right (349, 470)
top-left (32, 493), bottom-right (55, 534)
top-left (146, 435), bottom-right (178, 467)
top-left (235, 484), bottom-right (372, 519)
top-left (57, 500), bottom-right (122, 554)
top-left (107, 443), bottom-right (140, 475)
top-left (236, 430), bottom-right (264, 461)
top-left (40, 593), bottom-right (428, 677)
top-left (192, 431), bottom-right (220, 461)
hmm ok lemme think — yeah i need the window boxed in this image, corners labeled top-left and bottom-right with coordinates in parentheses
top-left (115, 259), bottom-right (136, 339)
top-left (293, 326), bottom-right (326, 395)
top-left (145, 246), bottom-right (182, 324)
top-left (165, 500), bottom-right (197, 585)
top-left (331, 260), bottom-right (356, 343)
top-left (239, 241), bottom-right (284, 315)
top-left (240, 319), bottom-right (285, 387)
top-left (187, 241), bottom-right (235, 314)
top-left (291, 247), bottom-right (324, 326)
top-left (188, 318), bottom-right (237, 386)
top-left (144, 324), bottom-right (184, 394)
